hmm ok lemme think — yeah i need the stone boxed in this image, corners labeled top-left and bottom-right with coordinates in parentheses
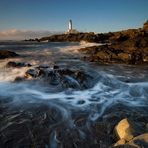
top-left (25, 69), bottom-right (38, 78)
top-left (0, 50), bottom-right (19, 59)
top-left (127, 133), bottom-right (148, 148)
top-left (114, 118), bottom-right (134, 141)
top-left (62, 75), bottom-right (80, 89)
top-left (53, 65), bottom-right (59, 69)
top-left (14, 76), bottom-right (25, 82)
top-left (47, 71), bottom-right (60, 85)
top-left (6, 61), bottom-right (31, 68)
top-left (114, 139), bottom-right (126, 147)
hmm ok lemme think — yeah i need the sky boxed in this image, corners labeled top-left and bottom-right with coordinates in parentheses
top-left (0, 0), bottom-right (148, 40)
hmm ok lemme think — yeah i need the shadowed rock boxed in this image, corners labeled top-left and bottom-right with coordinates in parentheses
top-left (6, 61), bottom-right (31, 68)
top-left (0, 50), bottom-right (19, 59)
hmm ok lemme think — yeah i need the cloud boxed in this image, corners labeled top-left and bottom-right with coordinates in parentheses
top-left (0, 29), bottom-right (63, 40)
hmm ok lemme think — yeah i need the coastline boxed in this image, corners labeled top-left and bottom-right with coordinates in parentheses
top-left (0, 22), bottom-right (148, 147)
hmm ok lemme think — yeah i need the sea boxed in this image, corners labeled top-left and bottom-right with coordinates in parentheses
top-left (0, 41), bottom-right (148, 147)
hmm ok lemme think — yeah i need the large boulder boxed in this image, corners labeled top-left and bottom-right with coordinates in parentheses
top-left (0, 50), bottom-right (19, 59)
top-left (114, 118), bottom-right (134, 142)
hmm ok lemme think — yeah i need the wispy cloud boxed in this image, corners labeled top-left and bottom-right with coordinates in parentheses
top-left (0, 29), bottom-right (63, 40)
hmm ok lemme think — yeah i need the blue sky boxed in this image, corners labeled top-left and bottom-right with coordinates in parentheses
top-left (0, 0), bottom-right (148, 39)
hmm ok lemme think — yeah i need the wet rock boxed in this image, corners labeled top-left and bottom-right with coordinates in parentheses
top-left (14, 76), bottom-right (25, 82)
top-left (0, 50), bottom-right (19, 59)
top-left (90, 122), bottom-right (113, 147)
top-left (47, 71), bottom-right (61, 85)
top-left (77, 100), bottom-right (85, 105)
top-left (126, 133), bottom-right (148, 148)
top-left (53, 65), bottom-right (59, 69)
top-left (6, 61), bottom-right (31, 68)
top-left (114, 139), bottom-right (126, 147)
top-left (23, 66), bottom-right (96, 90)
top-left (25, 69), bottom-right (39, 78)
top-left (114, 133), bottom-right (148, 148)
top-left (114, 118), bottom-right (134, 141)
top-left (58, 69), bottom-right (74, 76)
top-left (37, 64), bottom-right (49, 69)
top-left (38, 68), bottom-right (51, 77)
top-left (74, 117), bottom-right (86, 127)
top-left (62, 75), bottom-right (80, 89)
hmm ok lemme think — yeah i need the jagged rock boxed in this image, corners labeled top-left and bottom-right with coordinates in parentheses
top-left (6, 61), bottom-right (31, 68)
top-left (48, 71), bottom-right (60, 85)
top-left (0, 50), bottom-right (19, 59)
top-left (114, 118), bottom-right (134, 142)
top-left (25, 69), bottom-right (39, 78)
top-left (126, 133), bottom-right (148, 148)
top-left (23, 66), bottom-right (96, 90)
top-left (62, 75), bottom-right (80, 89)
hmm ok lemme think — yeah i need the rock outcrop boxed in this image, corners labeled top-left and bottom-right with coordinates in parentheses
top-left (113, 118), bottom-right (148, 147)
top-left (79, 23), bottom-right (148, 64)
top-left (12, 64), bottom-right (96, 90)
top-left (0, 50), bottom-right (19, 59)
top-left (39, 21), bottom-right (148, 65)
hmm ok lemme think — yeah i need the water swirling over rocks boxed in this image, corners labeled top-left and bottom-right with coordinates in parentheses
top-left (0, 42), bottom-right (148, 147)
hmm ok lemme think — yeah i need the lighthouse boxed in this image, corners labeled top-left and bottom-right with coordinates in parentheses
top-left (68, 19), bottom-right (72, 31)
top-left (65, 19), bottom-right (79, 34)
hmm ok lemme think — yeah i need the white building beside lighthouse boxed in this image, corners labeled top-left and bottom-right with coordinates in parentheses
top-left (65, 19), bottom-right (79, 34)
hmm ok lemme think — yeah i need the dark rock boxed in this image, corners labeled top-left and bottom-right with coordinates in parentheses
top-left (114, 133), bottom-right (148, 148)
top-left (6, 61), bottom-right (31, 68)
top-left (58, 69), bottom-right (74, 76)
top-left (48, 71), bottom-right (60, 85)
top-left (62, 75), bottom-right (80, 89)
top-left (25, 69), bottom-right (39, 78)
top-left (77, 100), bottom-right (85, 105)
top-left (37, 64), bottom-right (49, 69)
top-left (14, 76), bottom-right (25, 82)
top-left (53, 65), bottom-right (59, 69)
top-left (0, 50), bottom-right (19, 59)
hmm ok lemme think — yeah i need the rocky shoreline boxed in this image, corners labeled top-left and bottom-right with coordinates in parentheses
top-left (39, 21), bottom-right (148, 65)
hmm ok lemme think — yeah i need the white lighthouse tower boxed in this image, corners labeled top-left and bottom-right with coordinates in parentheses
top-left (68, 19), bottom-right (72, 31)
top-left (65, 19), bottom-right (79, 34)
